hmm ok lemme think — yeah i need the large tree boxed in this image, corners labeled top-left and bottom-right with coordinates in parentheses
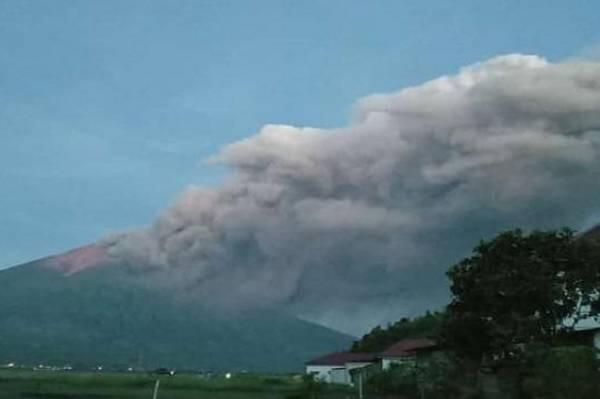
top-left (443, 228), bottom-right (600, 362)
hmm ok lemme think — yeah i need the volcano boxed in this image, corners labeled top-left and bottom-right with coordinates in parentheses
top-left (0, 244), bottom-right (352, 372)
top-left (580, 224), bottom-right (600, 242)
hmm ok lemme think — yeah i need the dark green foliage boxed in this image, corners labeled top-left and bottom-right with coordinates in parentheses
top-left (366, 364), bottom-right (420, 397)
top-left (520, 346), bottom-right (600, 399)
top-left (351, 311), bottom-right (444, 352)
top-left (366, 355), bottom-right (482, 399)
top-left (443, 228), bottom-right (600, 362)
top-left (362, 227), bottom-right (600, 398)
top-left (415, 352), bottom-right (464, 398)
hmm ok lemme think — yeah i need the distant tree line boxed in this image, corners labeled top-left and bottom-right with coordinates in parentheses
top-left (351, 311), bottom-right (444, 353)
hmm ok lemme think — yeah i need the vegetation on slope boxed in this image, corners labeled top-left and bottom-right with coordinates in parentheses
top-left (0, 261), bottom-right (353, 372)
top-left (351, 311), bottom-right (443, 353)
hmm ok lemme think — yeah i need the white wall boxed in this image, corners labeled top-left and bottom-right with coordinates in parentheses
top-left (381, 356), bottom-right (416, 370)
top-left (306, 365), bottom-right (333, 381)
top-left (329, 368), bottom-right (350, 385)
top-left (306, 362), bottom-right (375, 385)
top-left (306, 365), bottom-right (348, 384)
top-left (345, 361), bottom-right (373, 371)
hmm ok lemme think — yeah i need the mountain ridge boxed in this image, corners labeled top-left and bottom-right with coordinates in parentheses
top-left (0, 250), bottom-right (352, 372)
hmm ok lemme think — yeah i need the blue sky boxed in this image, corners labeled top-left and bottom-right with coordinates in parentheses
top-left (1, 0), bottom-right (599, 268)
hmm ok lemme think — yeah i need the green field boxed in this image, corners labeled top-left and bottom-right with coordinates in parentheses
top-left (0, 369), bottom-right (355, 399)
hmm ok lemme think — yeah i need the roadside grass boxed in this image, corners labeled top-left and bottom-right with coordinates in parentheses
top-left (0, 370), bottom-right (354, 398)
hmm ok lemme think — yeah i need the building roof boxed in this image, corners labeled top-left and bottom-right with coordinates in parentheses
top-left (307, 337), bottom-right (438, 366)
top-left (306, 352), bottom-right (377, 366)
top-left (380, 338), bottom-right (437, 357)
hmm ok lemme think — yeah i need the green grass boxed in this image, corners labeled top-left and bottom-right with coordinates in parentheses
top-left (0, 370), bottom-right (355, 399)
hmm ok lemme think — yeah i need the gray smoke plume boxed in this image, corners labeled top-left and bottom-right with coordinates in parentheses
top-left (106, 54), bottom-right (600, 334)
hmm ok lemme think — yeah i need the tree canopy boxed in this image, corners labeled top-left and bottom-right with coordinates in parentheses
top-left (442, 228), bottom-right (600, 362)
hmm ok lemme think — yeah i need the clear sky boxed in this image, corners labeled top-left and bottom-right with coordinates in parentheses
top-left (1, 0), bottom-right (599, 269)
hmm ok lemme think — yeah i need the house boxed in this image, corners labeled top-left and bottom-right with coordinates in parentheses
top-left (305, 338), bottom-right (439, 385)
top-left (379, 338), bottom-right (438, 370)
top-left (305, 352), bottom-right (377, 384)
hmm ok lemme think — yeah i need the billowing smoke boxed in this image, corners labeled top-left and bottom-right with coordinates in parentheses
top-left (106, 54), bottom-right (600, 334)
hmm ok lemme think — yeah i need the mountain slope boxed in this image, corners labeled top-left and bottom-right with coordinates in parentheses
top-left (0, 252), bottom-right (352, 371)
top-left (580, 224), bottom-right (600, 242)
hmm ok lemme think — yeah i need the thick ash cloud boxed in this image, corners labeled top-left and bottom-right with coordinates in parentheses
top-left (106, 54), bottom-right (600, 334)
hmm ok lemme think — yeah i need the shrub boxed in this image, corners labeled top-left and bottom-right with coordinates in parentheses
top-left (521, 346), bottom-right (600, 399)
top-left (366, 354), bottom-right (482, 399)
top-left (367, 364), bottom-right (420, 397)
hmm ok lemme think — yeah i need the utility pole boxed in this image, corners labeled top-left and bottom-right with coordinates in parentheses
top-left (358, 370), bottom-right (363, 399)
top-left (416, 364), bottom-right (425, 399)
top-left (152, 379), bottom-right (160, 399)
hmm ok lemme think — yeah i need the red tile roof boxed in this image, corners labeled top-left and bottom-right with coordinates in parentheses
top-left (306, 352), bottom-right (377, 366)
top-left (307, 338), bottom-right (438, 365)
top-left (380, 338), bottom-right (437, 357)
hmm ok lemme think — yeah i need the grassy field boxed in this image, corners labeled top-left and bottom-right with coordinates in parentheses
top-left (0, 369), bottom-right (355, 399)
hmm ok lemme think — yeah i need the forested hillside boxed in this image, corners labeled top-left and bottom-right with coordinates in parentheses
top-left (351, 311), bottom-right (443, 353)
